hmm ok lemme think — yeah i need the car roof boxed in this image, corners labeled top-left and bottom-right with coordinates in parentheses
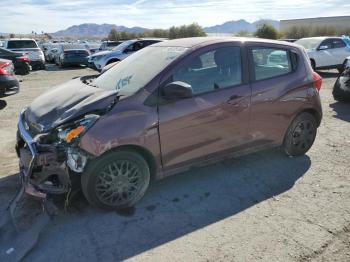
top-left (152, 37), bottom-right (298, 48)
top-left (297, 36), bottom-right (342, 41)
top-left (61, 44), bottom-right (87, 50)
top-left (6, 38), bottom-right (36, 41)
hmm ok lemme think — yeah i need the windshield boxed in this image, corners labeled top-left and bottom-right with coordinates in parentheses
top-left (7, 40), bottom-right (38, 49)
top-left (111, 40), bottom-right (133, 51)
top-left (295, 38), bottom-right (322, 50)
top-left (93, 46), bottom-right (188, 95)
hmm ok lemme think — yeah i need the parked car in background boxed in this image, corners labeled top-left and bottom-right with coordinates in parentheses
top-left (295, 37), bottom-right (350, 72)
top-left (99, 41), bottom-right (123, 51)
top-left (333, 56), bottom-right (350, 101)
top-left (0, 59), bottom-right (19, 96)
top-left (41, 42), bottom-right (52, 61)
top-left (88, 38), bottom-right (164, 71)
top-left (17, 37), bottom-right (322, 210)
top-left (100, 60), bottom-right (119, 73)
top-left (0, 47), bottom-right (31, 75)
top-left (46, 46), bottom-right (59, 63)
top-left (3, 39), bottom-right (45, 70)
top-left (54, 44), bottom-right (90, 67)
top-left (85, 43), bottom-right (101, 54)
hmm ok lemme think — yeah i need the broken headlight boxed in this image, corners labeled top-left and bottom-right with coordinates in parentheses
top-left (57, 114), bottom-right (99, 143)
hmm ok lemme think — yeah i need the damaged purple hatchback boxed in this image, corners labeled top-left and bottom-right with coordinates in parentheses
top-left (16, 37), bottom-right (322, 210)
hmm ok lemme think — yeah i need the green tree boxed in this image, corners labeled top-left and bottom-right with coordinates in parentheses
top-left (108, 29), bottom-right (120, 41)
top-left (236, 30), bottom-right (250, 37)
top-left (44, 33), bottom-right (53, 40)
top-left (9, 33), bottom-right (15, 38)
top-left (169, 26), bottom-right (179, 39)
top-left (254, 23), bottom-right (279, 39)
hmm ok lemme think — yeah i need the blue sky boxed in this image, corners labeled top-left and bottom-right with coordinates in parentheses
top-left (1, 0), bottom-right (349, 33)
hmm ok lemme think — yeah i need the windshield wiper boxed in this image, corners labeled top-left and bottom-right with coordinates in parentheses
top-left (81, 75), bottom-right (99, 88)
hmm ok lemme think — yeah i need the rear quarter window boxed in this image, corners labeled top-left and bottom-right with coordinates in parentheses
top-left (251, 47), bottom-right (296, 81)
top-left (7, 40), bottom-right (38, 49)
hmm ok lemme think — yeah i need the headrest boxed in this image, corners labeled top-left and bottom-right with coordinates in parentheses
top-left (186, 56), bottom-right (202, 70)
top-left (214, 48), bottom-right (239, 68)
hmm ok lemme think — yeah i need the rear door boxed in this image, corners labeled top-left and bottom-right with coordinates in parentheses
top-left (328, 38), bottom-right (350, 65)
top-left (158, 43), bottom-right (252, 171)
top-left (248, 44), bottom-right (299, 145)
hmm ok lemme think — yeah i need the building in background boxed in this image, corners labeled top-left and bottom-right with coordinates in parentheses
top-left (280, 16), bottom-right (350, 32)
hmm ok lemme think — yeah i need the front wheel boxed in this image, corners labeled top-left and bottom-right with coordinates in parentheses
top-left (81, 151), bottom-right (150, 210)
top-left (283, 113), bottom-right (317, 156)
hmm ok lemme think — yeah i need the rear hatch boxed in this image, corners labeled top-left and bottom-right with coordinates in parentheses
top-left (6, 40), bottom-right (43, 61)
top-left (64, 49), bottom-right (89, 63)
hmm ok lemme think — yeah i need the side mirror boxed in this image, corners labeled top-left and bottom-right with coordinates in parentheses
top-left (162, 81), bottom-right (193, 100)
top-left (318, 45), bottom-right (329, 50)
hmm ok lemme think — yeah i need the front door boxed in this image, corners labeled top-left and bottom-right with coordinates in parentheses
top-left (158, 45), bottom-right (251, 171)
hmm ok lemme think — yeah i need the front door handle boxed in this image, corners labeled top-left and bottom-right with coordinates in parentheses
top-left (227, 95), bottom-right (242, 102)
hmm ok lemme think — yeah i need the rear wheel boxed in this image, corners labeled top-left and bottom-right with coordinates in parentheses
top-left (283, 113), bottom-right (317, 156)
top-left (81, 150), bottom-right (150, 210)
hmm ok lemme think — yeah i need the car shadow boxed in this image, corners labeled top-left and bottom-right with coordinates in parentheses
top-left (0, 100), bottom-right (7, 110)
top-left (317, 70), bottom-right (339, 79)
top-left (330, 101), bottom-right (350, 122)
top-left (14, 149), bottom-right (312, 261)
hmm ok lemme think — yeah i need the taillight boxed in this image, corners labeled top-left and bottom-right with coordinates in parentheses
top-left (312, 71), bottom-right (322, 91)
top-left (0, 62), bottom-right (12, 76)
top-left (17, 56), bottom-right (30, 62)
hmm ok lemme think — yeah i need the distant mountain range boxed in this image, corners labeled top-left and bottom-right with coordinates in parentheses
top-left (203, 19), bottom-right (280, 34)
top-left (50, 19), bottom-right (280, 38)
top-left (51, 23), bottom-right (148, 38)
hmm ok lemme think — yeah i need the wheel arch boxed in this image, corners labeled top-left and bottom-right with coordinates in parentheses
top-left (299, 108), bottom-right (321, 127)
top-left (106, 58), bottom-right (120, 65)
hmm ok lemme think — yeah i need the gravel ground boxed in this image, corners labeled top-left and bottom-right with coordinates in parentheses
top-left (0, 66), bottom-right (349, 261)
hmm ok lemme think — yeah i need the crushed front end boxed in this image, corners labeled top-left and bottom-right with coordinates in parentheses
top-left (15, 109), bottom-right (94, 198)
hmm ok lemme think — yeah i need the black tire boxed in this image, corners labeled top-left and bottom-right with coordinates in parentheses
top-left (106, 59), bottom-right (119, 65)
top-left (283, 112), bottom-right (317, 157)
top-left (81, 150), bottom-right (150, 210)
top-left (337, 60), bottom-right (346, 74)
top-left (310, 59), bottom-right (316, 71)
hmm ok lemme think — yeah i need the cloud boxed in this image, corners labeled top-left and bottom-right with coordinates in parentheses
top-left (1, 0), bottom-right (350, 33)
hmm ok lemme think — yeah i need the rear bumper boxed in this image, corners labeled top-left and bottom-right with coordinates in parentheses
top-left (0, 75), bottom-right (19, 96)
top-left (30, 60), bottom-right (45, 69)
top-left (16, 111), bottom-right (71, 196)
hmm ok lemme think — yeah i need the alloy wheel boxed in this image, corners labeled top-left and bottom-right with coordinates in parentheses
top-left (95, 160), bottom-right (142, 206)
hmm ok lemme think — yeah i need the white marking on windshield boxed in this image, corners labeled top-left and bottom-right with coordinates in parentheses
top-left (117, 75), bottom-right (133, 90)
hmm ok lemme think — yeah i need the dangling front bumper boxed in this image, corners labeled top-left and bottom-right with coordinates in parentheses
top-left (16, 110), bottom-right (71, 198)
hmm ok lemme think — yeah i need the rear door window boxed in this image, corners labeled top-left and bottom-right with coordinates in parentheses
top-left (331, 39), bottom-right (346, 49)
top-left (7, 40), bottom-right (38, 49)
top-left (251, 47), bottom-right (292, 81)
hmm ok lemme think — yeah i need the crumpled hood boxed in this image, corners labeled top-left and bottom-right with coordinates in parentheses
top-left (25, 77), bottom-right (118, 131)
